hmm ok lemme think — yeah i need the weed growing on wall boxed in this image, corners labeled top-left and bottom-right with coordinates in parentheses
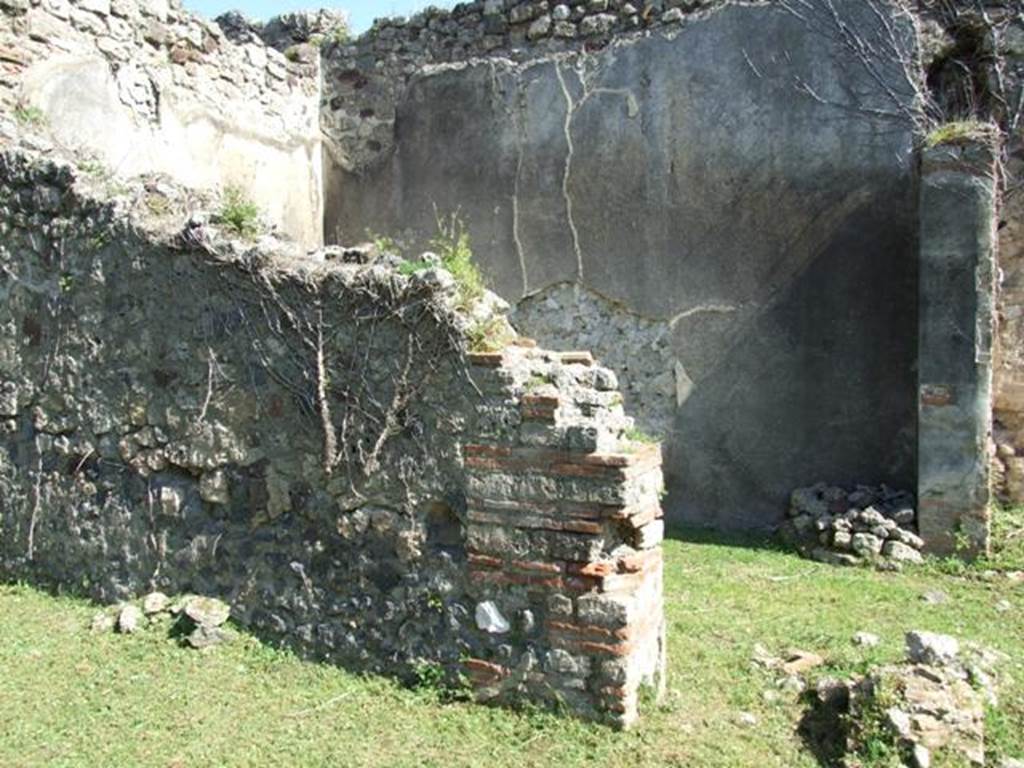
top-left (371, 213), bottom-right (514, 352)
top-left (989, 502), bottom-right (1024, 570)
top-left (466, 316), bottom-right (514, 353)
top-left (369, 231), bottom-right (401, 256)
top-left (217, 186), bottom-right (262, 239)
top-left (13, 104), bottom-right (45, 127)
top-left (925, 120), bottom-right (999, 148)
top-left (430, 211), bottom-right (485, 312)
top-left (625, 426), bottom-right (660, 445)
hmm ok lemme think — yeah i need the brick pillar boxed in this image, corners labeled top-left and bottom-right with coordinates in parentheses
top-left (463, 345), bottom-right (666, 728)
top-left (918, 137), bottom-right (998, 557)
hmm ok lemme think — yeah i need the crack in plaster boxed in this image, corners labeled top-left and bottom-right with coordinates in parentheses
top-left (668, 303), bottom-right (741, 328)
top-left (554, 61), bottom-right (585, 283)
top-left (510, 69), bottom-right (529, 298)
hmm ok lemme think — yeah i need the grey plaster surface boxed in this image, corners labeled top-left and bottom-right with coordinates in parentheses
top-left (326, 2), bottom-right (921, 529)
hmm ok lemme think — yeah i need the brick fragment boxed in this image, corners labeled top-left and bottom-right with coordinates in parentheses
top-left (468, 351), bottom-right (505, 368)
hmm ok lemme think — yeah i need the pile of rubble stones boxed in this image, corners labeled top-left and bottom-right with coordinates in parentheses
top-left (830, 631), bottom-right (1003, 768)
top-left (782, 483), bottom-right (925, 567)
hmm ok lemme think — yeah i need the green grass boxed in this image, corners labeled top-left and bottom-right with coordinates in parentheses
top-left (926, 504), bottom-right (1024, 576)
top-left (1, 530), bottom-right (1021, 767)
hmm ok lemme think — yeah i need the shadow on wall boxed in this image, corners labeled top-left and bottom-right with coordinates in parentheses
top-left (669, 187), bottom-right (918, 532)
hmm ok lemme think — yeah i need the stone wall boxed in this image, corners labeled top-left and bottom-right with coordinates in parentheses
top-left (322, 0), bottom-right (921, 531)
top-left (0, 142), bottom-right (665, 727)
top-left (320, 0), bottom-right (727, 174)
top-left (0, 0), bottom-right (323, 245)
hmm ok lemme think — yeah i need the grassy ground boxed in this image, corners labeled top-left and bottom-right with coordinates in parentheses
top-left (0, 519), bottom-right (1021, 768)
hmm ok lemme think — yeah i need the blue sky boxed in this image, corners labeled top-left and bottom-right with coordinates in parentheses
top-left (183, 1), bottom-right (454, 34)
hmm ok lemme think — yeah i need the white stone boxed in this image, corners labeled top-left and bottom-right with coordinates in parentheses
top-left (852, 631), bottom-right (880, 647)
top-left (117, 604), bottom-right (143, 634)
top-left (200, 469), bottom-right (229, 505)
top-left (184, 596), bottom-right (231, 628)
top-left (852, 532), bottom-right (883, 557)
top-left (78, 0), bottom-right (111, 15)
top-left (138, 0), bottom-right (168, 21)
top-left (527, 14), bottom-right (552, 40)
top-left (475, 601), bottom-right (510, 634)
top-left (906, 631), bottom-right (960, 666)
top-left (244, 43), bottom-right (268, 70)
top-left (41, 0), bottom-right (70, 18)
top-left (0, 384), bottom-right (17, 417)
top-left (142, 592), bottom-right (170, 615)
top-left (159, 486), bottom-right (183, 517)
top-left (883, 540), bottom-right (924, 564)
top-left (912, 743), bottom-right (932, 768)
top-left (636, 519), bottom-right (664, 549)
top-left (886, 707), bottom-right (912, 738)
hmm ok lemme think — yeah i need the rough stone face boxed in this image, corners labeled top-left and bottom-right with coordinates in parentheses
top-left (883, 540), bottom-right (924, 564)
top-left (186, 624), bottom-right (231, 649)
top-left (0, 146), bottom-right (665, 728)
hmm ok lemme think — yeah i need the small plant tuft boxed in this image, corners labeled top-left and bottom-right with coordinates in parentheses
top-left (467, 316), bottom-right (514, 353)
top-left (431, 210), bottom-right (485, 312)
top-left (217, 186), bottom-right (261, 239)
top-left (398, 259), bottom-right (431, 276)
top-left (526, 373), bottom-right (554, 391)
top-left (411, 660), bottom-right (446, 691)
top-left (624, 426), bottom-right (660, 445)
top-left (843, 676), bottom-right (910, 768)
top-left (78, 157), bottom-right (111, 181)
top-left (924, 120), bottom-right (998, 148)
top-left (13, 104), bottom-right (45, 127)
top-left (316, 23), bottom-right (350, 48)
top-left (145, 193), bottom-right (172, 217)
top-left (367, 231), bottom-right (402, 256)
